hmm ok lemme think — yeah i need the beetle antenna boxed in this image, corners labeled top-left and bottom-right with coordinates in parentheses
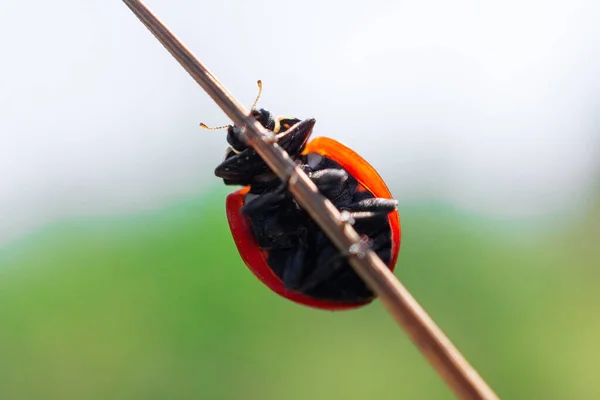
top-left (199, 122), bottom-right (229, 130)
top-left (250, 79), bottom-right (262, 110)
top-left (202, 80), bottom-right (262, 129)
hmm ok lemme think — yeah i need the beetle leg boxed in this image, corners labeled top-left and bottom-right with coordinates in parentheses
top-left (342, 198), bottom-right (398, 220)
top-left (277, 118), bottom-right (316, 155)
top-left (298, 255), bottom-right (345, 292)
top-left (297, 231), bottom-right (394, 293)
top-left (291, 233), bottom-right (365, 293)
top-left (241, 182), bottom-right (288, 216)
top-left (308, 168), bottom-right (349, 199)
top-left (309, 168), bottom-right (348, 188)
top-left (280, 227), bottom-right (310, 290)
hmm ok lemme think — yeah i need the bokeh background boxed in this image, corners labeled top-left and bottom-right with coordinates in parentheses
top-left (2, 0), bottom-right (600, 398)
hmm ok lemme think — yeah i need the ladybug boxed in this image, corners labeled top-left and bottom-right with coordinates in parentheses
top-left (204, 81), bottom-right (401, 311)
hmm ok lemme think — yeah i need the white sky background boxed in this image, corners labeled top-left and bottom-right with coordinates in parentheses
top-left (1, 0), bottom-right (599, 245)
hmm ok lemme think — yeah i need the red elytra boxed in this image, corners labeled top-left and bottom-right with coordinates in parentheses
top-left (226, 137), bottom-right (401, 310)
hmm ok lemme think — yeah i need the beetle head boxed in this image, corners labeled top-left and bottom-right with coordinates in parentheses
top-left (207, 80), bottom-right (316, 185)
top-left (215, 117), bottom-right (316, 186)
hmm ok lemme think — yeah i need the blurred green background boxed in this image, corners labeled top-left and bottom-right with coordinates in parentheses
top-left (1, 186), bottom-right (599, 399)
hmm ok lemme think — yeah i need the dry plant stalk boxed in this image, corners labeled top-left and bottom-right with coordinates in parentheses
top-left (121, 1), bottom-right (500, 399)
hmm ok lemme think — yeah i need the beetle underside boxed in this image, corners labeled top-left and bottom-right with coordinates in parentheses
top-left (245, 156), bottom-right (394, 302)
top-left (215, 110), bottom-right (397, 304)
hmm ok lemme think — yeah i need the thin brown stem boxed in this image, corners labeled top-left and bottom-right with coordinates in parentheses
top-left (121, 1), bottom-right (500, 399)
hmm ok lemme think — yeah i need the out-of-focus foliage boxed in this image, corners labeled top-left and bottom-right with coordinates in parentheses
top-left (0, 188), bottom-right (599, 400)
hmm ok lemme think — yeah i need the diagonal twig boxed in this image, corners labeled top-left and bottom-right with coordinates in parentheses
top-left (121, 1), bottom-right (500, 399)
